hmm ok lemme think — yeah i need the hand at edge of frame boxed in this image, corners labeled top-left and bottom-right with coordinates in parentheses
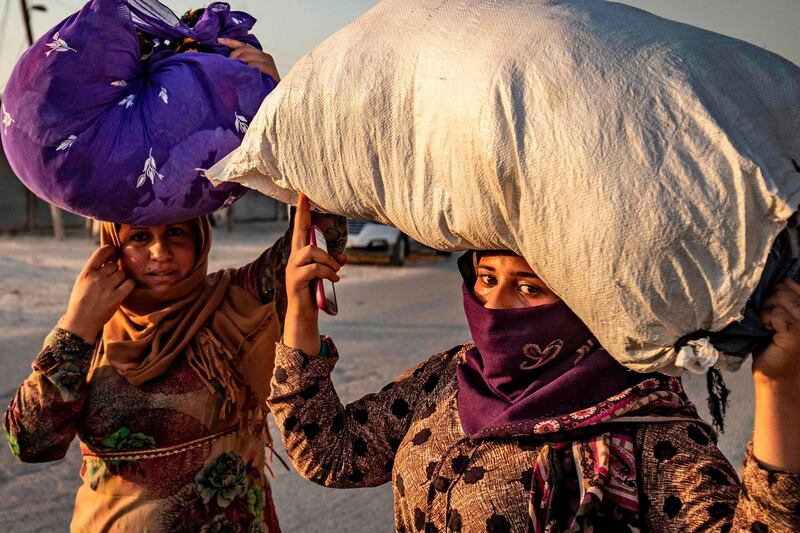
top-left (752, 277), bottom-right (800, 473)
top-left (754, 277), bottom-right (800, 386)
top-left (218, 37), bottom-right (281, 81)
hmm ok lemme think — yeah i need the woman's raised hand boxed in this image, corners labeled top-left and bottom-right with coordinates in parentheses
top-left (60, 245), bottom-right (134, 344)
top-left (755, 278), bottom-right (800, 382)
top-left (283, 194), bottom-right (343, 356)
top-left (752, 277), bottom-right (800, 472)
top-left (217, 38), bottom-right (280, 81)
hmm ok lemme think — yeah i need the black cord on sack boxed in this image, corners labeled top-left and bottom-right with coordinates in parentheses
top-left (706, 368), bottom-right (730, 433)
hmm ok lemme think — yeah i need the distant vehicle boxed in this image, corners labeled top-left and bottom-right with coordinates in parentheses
top-left (346, 220), bottom-right (451, 266)
top-left (346, 220), bottom-right (416, 266)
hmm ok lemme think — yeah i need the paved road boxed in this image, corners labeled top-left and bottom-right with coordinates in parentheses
top-left (0, 224), bottom-right (754, 532)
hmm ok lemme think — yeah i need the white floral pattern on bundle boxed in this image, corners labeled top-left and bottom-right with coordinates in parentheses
top-left (118, 95), bottom-right (136, 109)
top-left (1, 104), bottom-right (14, 134)
top-left (45, 32), bottom-right (76, 57)
top-left (234, 112), bottom-right (249, 134)
top-left (56, 135), bottom-right (77, 151)
top-left (137, 148), bottom-right (165, 188)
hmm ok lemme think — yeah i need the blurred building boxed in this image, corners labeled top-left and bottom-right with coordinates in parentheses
top-left (0, 134), bottom-right (79, 232)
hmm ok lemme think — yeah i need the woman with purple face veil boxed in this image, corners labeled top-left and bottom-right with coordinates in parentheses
top-left (2, 17), bottom-right (347, 529)
top-left (268, 194), bottom-right (800, 532)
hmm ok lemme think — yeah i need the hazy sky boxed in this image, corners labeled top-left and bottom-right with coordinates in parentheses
top-left (1, 0), bottom-right (798, 93)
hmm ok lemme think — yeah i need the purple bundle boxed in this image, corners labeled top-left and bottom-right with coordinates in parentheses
top-left (1, 0), bottom-right (276, 224)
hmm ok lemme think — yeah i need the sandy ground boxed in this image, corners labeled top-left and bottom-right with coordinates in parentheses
top-left (0, 222), bottom-right (754, 532)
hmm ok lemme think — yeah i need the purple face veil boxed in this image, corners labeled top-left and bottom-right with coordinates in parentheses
top-left (454, 252), bottom-right (704, 533)
top-left (454, 251), bottom-right (651, 438)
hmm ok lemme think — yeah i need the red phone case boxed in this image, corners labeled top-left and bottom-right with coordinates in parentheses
top-left (309, 226), bottom-right (338, 315)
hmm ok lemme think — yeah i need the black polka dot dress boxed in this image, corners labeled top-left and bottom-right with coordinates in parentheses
top-left (268, 340), bottom-right (800, 532)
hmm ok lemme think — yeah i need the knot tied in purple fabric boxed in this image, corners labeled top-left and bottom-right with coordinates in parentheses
top-left (1, 0), bottom-right (277, 225)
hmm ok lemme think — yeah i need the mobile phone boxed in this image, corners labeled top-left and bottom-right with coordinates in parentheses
top-left (309, 225), bottom-right (338, 316)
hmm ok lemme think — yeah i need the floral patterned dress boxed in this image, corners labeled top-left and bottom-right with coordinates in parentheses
top-left (3, 220), bottom-right (345, 533)
top-left (268, 339), bottom-right (800, 532)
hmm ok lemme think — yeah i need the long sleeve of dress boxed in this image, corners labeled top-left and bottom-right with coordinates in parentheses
top-left (229, 225), bottom-right (291, 305)
top-left (230, 214), bottom-right (348, 326)
top-left (268, 339), bottom-right (452, 488)
top-left (640, 420), bottom-right (800, 531)
top-left (3, 329), bottom-right (95, 462)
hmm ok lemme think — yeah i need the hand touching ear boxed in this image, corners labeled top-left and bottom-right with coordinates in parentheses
top-left (218, 38), bottom-right (280, 81)
top-left (60, 245), bottom-right (135, 343)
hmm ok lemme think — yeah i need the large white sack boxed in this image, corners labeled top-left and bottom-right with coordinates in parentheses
top-left (209, 0), bottom-right (800, 375)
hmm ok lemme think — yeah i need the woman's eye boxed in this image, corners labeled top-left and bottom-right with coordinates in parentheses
top-left (479, 275), bottom-right (496, 286)
top-left (167, 227), bottom-right (184, 237)
top-left (130, 232), bottom-right (149, 242)
top-left (519, 284), bottom-right (541, 295)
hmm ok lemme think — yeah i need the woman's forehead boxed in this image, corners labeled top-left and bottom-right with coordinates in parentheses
top-left (119, 221), bottom-right (195, 233)
top-left (476, 253), bottom-right (535, 275)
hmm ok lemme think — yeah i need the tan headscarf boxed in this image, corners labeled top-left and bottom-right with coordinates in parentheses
top-left (98, 218), bottom-right (276, 427)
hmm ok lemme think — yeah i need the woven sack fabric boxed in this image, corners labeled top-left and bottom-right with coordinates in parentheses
top-left (209, 0), bottom-right (800, 374)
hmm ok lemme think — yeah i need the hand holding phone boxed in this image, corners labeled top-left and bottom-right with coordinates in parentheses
top-left (284, 194), bottom-right (343, 356)
top-left (309, 225), bottom-right (338, 315)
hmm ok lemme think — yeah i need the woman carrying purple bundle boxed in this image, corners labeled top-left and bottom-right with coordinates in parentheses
top-left (1, 0), bottom-right (280, 225)
top-left (268, 194), bottom-right (800, 532)
top-left (2, 8), bottom-right (349, 530)
top-left (4, 208), bottom-right (346, 532)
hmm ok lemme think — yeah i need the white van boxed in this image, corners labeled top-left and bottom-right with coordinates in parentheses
top-left (346, 220), bottom-right (414, 265)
